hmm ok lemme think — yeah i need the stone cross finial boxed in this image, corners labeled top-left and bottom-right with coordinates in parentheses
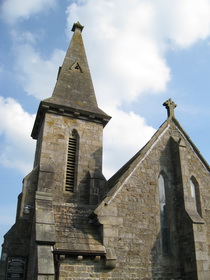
top-left (163, 98), bottom-right (177, 118)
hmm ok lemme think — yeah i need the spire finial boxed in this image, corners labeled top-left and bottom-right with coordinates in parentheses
top-left (163, 98), bottom-right (177, 118)
top-left (71, 22), bottom-right (84, 33)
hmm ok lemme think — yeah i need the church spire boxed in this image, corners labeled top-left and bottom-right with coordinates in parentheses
top-left (50, 21), bottom-right (99, 109)
top-left (32, 22), bottom-right (111, 139)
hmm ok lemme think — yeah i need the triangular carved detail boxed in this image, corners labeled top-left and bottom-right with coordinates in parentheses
top-left (70, 61), bottom-right (83, 73)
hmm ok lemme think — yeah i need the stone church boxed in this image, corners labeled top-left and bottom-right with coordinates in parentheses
top-left (1, 22), bottom-right (210, 280)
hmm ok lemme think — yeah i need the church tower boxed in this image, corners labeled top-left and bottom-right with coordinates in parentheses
top-left (1, 22), bottom-right (111, 279)
top-left (31, 21), bottom-right (111, 205)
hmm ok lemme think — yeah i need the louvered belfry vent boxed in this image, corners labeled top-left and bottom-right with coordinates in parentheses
top-left (65, 132), bottom-right (78, 192)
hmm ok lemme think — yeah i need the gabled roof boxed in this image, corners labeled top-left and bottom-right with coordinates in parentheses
top-left (95, 112), bottom-right (210, 213)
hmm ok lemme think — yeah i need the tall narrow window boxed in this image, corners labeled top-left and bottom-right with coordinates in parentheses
top-left (190, 176), bottom-right (202, 216)
top-left (190, 178), bottom-right (196, 200)
top-left (65, 130), bottom-right (78, 192)
top-left (158, 173), bottom-right (170, 255)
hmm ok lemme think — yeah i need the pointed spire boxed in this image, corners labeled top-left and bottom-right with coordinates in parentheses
top-left (46, 22), bottom-right (99, 110)
top-left (31, 23), bottom-right (111, 139)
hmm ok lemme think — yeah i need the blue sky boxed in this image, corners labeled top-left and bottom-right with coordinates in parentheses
top-left (1, 0), bottom-right (210, 247)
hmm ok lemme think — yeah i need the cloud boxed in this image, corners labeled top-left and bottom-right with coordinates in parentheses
top-left (2, 0), bottom-right (210, 179)
top-left (66, 0), bottom-right (210, 106)
top-left (14, 43), bottom-right (65, 99)
top-left (1, 0), bottom-right (57, 24)
top-left (66, 1), bottom-right (171, 106)
top-left (9, 0), bottom-right (210, 102)
top-left (10, 29), bottom-right (37, 45)
top-left (153, 0), bottom-right (210, 48)
top-left (64, 0), bottom-right (210, 176)
top-left (9, 30), bottom-right (65, 99)
top-left (0, 97), bottom-right (35, 174)
top-left (103, 107), bottom-right (155, 178)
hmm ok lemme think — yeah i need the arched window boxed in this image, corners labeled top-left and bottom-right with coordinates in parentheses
top-left (65, 130), bottom-right (79, 192)
top-left (190, 176), bottom-right (202, 216)
top-left (158, 173), bottom-right (170, 254)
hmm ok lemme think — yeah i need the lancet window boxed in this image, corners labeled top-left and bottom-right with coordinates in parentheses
top-left (190, 176), bottom-right (202, 216)
top-left (158, 173), bottom-right (170, 254)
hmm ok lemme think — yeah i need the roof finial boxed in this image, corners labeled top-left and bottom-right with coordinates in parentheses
top-left (71, 22), bottom-right (84, 33)
top-left (163, 98), bottom-right (177, 118)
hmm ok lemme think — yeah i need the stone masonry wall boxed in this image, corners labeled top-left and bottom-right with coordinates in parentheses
top-left (177, 132), bottom-right (210, 279)
top-left (36, 112), bottom-right (104, 204)
top-left (58, 257), bottom-right (108, 280)
top-left (93, 123), bottom-right (210, 279)
top-left (55, 124), bottom-right (182, 279)
top-left (102, 125), bottom-right (181, 279)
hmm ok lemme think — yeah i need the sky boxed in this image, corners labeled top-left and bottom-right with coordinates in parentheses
top-left (1, 0), bottom-right (210, 247)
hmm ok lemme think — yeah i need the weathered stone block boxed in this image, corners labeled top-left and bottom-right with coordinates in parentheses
top-left (36, 223), bottom-right (55, 243)
top-left (37, 245), bottom-right (54, 275)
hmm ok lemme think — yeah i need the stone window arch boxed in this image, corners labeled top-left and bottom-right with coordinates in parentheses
top-left (65, 129), bottom-right (79, 192)
top-left (190, 176), bottom-right (202, 216)
top-left (158, 172), bottom-right (170, 255)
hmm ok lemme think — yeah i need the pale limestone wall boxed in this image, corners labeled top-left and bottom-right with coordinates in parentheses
top-left (36, 112), bottom-right (104, 203)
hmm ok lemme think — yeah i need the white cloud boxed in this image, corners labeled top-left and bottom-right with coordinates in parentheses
top-left (65, 0), bottom-right (210, 178)
top-left (11, 29), bottom-right (37, 45)
top-left (66, 0), bottom-right (171, 106)
top-left (14, 44), bottom-right (65, 99)
top-left (2, 0), bottom-right (210, 179)
top-left (0, 97), bottom-right (35, 174)
top-left (153, 0), bottom-right (210, 48)
top-left (9, 30), bottom-right (65, 99)
top-left (66, 0), bottom-right (210, 106)
top-left (9, 0), bottom-right (210, 103)
top-left (103, 107), bottom-right (155, 178)
top-left (1, 0), bottom-right (57, 24)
